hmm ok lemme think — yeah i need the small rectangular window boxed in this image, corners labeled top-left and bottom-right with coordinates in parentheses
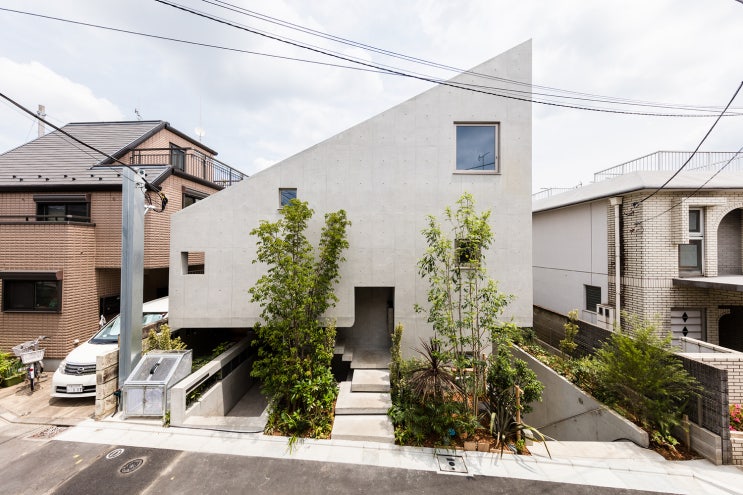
top-left (182, 187), bottom-right (209, 209)
top-left (2, 278), bottom-right (62, 312)
top-left (585, 285), bottom-right (601, 312)
top-left (34, 194), bottom-right (90, 222)
top-left (455, 238), bottom-right (481, 266)
top-left (689, 209), bottom-right (701, 234)
top-left (455, 124), bottom-right (498, 172)
top-left (279, 188), bottom-right (297, 207)
top-left (679, 208), bottom-right (703, 276)
top-left (181, 251), bottom-right (205, 275)
top-left (170, 143), bottom-right (186, 171)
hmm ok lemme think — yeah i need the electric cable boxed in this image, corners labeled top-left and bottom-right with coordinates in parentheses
top-left (203, 0), bottom-right (742, 113)
top-left (1, 5), bottom-right (739, 117)
top-left (630, 80), bottom-right (743, 208)
top-left (632, 145), bottom-right (743, 229)
top-left (153, 0), bottom-right (742, 117)
top-left (0, 91), bottom-right (169, 211)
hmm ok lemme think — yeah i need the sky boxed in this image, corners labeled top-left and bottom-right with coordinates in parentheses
top-left (0, 0), bottom-right (741, 192)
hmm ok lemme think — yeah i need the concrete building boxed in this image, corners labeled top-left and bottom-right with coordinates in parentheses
top-left (533, 151), bottom-right (743, 350)
top-left (169, 41), bottom-right (533, 357)
top-left (0, 121), bottom-right (244, 358)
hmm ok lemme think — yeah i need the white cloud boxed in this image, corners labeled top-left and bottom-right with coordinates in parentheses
top-left (0, 58), bottom-right (123, 152)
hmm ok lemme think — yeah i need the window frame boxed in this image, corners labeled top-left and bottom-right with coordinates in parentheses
top-left (182, 187), bottom-right (209, 209)
top-left (1, 272), bottom-right (63, 313)
top-left (453, 122), bottom-right (500, 174)
top-left (679, 208), bottom-right (704, 276)
top-left (585, 285), bottom-right (601, 313)
top-left (170, 143), bottom-right (186, 171)
top-left (34, 194), bottom-right (90, 222)
top-left (279, 188), bottom-right (297, 208)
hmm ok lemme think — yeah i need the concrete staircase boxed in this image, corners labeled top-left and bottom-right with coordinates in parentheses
top-left (332, 348), bottom-right (395, 444)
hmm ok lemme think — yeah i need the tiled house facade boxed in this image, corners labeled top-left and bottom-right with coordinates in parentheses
top-left (0, 121), bottom-right (243, 359)
top-left (534, 152), bottom-right (743, 351)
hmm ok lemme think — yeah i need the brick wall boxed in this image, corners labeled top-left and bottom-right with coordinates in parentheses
top-left (732, 431), bottom-right (743, 465)
top-left (0, 223), bottom-right (98, 358)
top-left (607, 191), bottom-right (743, 344)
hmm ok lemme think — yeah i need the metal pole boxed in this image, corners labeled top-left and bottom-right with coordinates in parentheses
top-left (119, 167), bottom-right (145, 388)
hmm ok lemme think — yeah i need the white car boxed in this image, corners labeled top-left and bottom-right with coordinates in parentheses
top-left (51, 297), bottom-right (168, 398)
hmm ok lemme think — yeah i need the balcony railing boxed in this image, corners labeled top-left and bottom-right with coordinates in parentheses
top-left (129, 148), bottom-right (245, 188)
top-left (593, 151), bottom-right (743, 183)
top-left (532, 187), bottom-right (582, 201)
top-left (0, 214), bottom-right (92, 224)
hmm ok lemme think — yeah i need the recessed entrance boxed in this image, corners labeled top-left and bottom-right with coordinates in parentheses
top-left (719, 307), bottom-right (743, 352)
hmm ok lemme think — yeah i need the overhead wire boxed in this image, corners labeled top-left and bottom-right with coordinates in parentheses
top-left (152, 0), bottom-right (742, 117)
top-left (630, 146), bottom-right (743, 230)
top-left (1, 5), bottom-right (740, 117)
top-left (204, 0), bottom-right (742, 114)
top-left (0, 91), bottom-right (169, 211)
top-left (629, 80), bottom-right (743, 209)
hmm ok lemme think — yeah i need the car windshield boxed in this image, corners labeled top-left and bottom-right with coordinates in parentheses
top-left (89, 313), bottom-right (166, 344)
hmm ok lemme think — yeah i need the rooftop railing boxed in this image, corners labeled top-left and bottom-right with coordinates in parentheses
top-left (593, 151), bottom-right (743, 183)
top-left (129, 148), bottom-right (245, 188)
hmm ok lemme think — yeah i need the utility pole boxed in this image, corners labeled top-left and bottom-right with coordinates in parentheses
top-left (118, 166), bottom-right (145, 388)
top-left (37, 105), bottom-right (46, 137)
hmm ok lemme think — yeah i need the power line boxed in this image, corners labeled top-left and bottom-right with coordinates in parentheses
top-left (0, 91), bottom-right (168, 211)
top-left (630, 80), bottom-right (743, 208)
top-left (203, 0), bottom-right (742, 114)
top-left (631, 145), bottom-right (743, 229)
top-left (153, 0), bottom-right (742, 118)
top-left (2, 5), bottom-right (738, 118)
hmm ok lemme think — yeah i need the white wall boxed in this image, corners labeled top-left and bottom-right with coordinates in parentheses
top-left (169, 41), bottom-right (533, 355)
top-left (533, 199), bottom-right (608, 317)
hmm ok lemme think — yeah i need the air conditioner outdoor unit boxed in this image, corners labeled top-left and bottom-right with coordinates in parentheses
top-left (596, 304), bottom-right (615, 330)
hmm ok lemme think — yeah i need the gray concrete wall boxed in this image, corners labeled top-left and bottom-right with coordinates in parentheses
top-left (170, 338), bottom-right (253, 426)
top-left (169, 42), bottom-right (533, 358)
top-left (515, 346), bottom-right (649, 447)
top-left (533, 199), bottom-right (609, 319)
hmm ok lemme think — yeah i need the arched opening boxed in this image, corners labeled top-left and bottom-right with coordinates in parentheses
top-left (719, 308), bottom-right (743, 351)
top-left (717, 209), bottom-right (742, 275)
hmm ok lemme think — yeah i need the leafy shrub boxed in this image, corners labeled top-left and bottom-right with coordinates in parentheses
top-left (144, 324), bottom-right (186, 353)
top-left (560, 310), bottom-right (579, 356)
top-left (389, 323), bottom-right (403, 397)
top-left (0, 352), bottom-right (22, 379)
top-left (731, 404), bottom-right (743, 431)
top-left (593, 317), bottom-right (700, 444)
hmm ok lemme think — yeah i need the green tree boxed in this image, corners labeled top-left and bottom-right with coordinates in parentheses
top-left (594, 314), bottom-right (700, 445)
top-left (249, 199), bottom-right (350, 439)
top-left (415, 192), bottom-right (512, 416)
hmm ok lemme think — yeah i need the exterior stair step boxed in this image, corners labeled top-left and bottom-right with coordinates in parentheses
top-left (350, 348), bottom-right (391, 369)
top-left (331, 414), bottom-right (395, 444)
top-left (351, 369), bottom-right (390, 393)
top-left (335, 381), bottom-right (391, 415)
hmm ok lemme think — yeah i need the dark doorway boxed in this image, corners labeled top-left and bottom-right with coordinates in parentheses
top-left (719, 307), bottom-right (743, 351)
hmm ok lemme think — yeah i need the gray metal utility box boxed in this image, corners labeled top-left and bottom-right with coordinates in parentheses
top-left (122, 350), bottom-right (192, 418)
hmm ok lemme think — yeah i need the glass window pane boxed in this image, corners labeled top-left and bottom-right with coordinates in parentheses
top-left (679, 242), bottom-right (701, 269)
top-left (67, 203), bottom-right (89, 220)
top-left (35, 281), bottom-right (60, 310)
top-left (456, 126), bottom-right (496, 171)
top-left (280, 188), bottom-right (297, 207)
top-left (689, 210), bottom-right (701, 233)
top-left (4, 280), bottom-right (34, 310)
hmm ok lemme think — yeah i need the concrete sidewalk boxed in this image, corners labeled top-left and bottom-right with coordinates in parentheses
top-left (53, 418), bottom-right (743, 495)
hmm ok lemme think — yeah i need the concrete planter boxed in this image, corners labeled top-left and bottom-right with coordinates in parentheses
top-left (1, 372), bottom-right (25, 387)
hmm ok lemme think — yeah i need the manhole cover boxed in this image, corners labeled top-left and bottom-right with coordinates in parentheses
top-left (28, 426), bottom-right (67, 439)
top-left (120, 458), bottom-right (144, 474)
top-left (436, 454), bottom-right (468, 473)
top-left (106, 448), bottom-right (125, 460)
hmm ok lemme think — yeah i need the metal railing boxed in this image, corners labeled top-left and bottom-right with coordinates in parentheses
top-left (532, 187), bottom-right (582, 201)
top-left (0, 214), bottom-right (92, 224)
top-left (593, 151), bottom-right (743, 182)
top-left (129, 148), bottom-right (245, 188)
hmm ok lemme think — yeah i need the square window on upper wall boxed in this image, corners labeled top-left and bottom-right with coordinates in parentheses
top-left (455, 124), bottom-right (498, 173)
top-left (279, 188), bottom-right (297, 207)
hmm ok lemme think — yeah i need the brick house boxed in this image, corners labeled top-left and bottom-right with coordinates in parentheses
top-left (533, 151), bottom-right (743, 351)
top-left (0, 121), bottom-right (244, 359)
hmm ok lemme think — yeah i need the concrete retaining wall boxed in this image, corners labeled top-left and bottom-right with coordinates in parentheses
top-left (515, 346), bottom-right (649, 447)
top-left (170, 338), bottom-right (253, 426)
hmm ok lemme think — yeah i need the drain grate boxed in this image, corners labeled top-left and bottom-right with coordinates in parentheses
top-left (436, 454), bottom-right (468, 474)
top-left (106, 448), bottom-right (126, 460)
top-left (28, 425), bottom-right (67, 439)
top-left (120, 458), bottom-right (144, 474)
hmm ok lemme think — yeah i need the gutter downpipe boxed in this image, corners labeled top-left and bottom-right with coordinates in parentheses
top-left (609, 197), bottom-right (622, 330)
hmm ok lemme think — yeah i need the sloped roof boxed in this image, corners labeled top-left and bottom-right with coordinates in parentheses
top-left (0, 121), bottom-right (169, 188)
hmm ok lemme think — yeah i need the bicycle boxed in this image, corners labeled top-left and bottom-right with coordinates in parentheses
top-left (12, 336), bottom-right (48, 392)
